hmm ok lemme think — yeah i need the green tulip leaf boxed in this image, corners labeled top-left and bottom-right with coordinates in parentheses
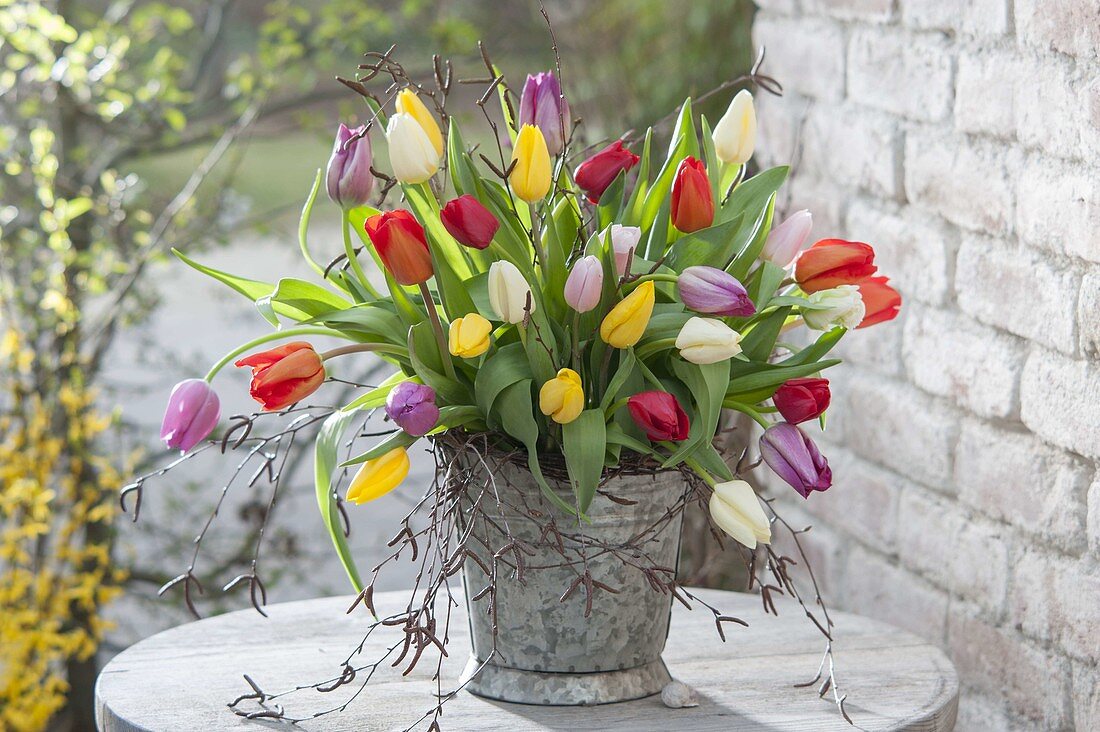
top-left (315, 410), bottom-right (365, 593)
top-left (563, 409), bottom-right (607, 513)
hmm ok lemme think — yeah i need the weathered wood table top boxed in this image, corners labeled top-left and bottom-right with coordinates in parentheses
top-left (95, 587), bottom-right (957, 731)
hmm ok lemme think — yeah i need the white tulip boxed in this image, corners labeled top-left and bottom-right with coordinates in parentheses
top-left (609, 224), bottom-right (642, 276)
top-left (488, 260), bottom-right (535, 324)
top-left (675, 317), bottom-right (742, 364)
top-left (802, 285), bottom-right (865, 331)
top-left (712, 90), bottom-right (757, 166)
top-left (709, 479), bottom-right (771, 550)
top-left (385, 113), bottom-right (440, 184)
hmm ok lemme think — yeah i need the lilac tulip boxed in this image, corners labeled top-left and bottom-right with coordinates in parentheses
top-left (759, 423), bottom-right (832, 498)
top-left (326, 123), bottom-right (374, 208)
top-left (518, 72), bottom-right (571, 156)
top-left (385, 382), bottom-right (439, 437)
top-left (761, 210), bottom-right (812, 267)
top-left (161, 379), bottom-right (220, 452)
top-left (677, 266), bottom-right (756, 317)
top-left (564, 255), bottom-right (604, 312)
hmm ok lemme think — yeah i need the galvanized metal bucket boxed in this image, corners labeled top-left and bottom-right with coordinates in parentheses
top-left (453, 448), bottom-right (687, 705)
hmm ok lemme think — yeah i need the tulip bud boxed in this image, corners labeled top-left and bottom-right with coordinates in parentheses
top-left (564, 255), bottom-right (604, 313)
top-left (440, 195), bottom-right (499, 250)
top-left (518, 71), bottom-right (571, 156)
top-left (488, 260), bottom-right (535, 324)
top-left (326, 123), bottom-right (374, 209)
top-left (160, 379), bottom-right (220, 452)
top-left (712, 90), bottom-right (757, 166)
top-left (385, 113), bottom-right (441, 184)
top-left (385, 381), bottom-right (440, 437)
top-left (670, 156), bottom-right (714, 233)
top-left (538, 368), bottom-right (585, 425)
top-left (675, 317), bottom-right (743, 364)
top-left (709, 479), bottom-right (771, 549)
top-left (855, 276), bottom-right (902, 328)
top-left (761, 210), bottom-right (812, 268)
top-left (677, 266), bottom-right (755, 317)
top-left (574, 140), bottom-right (639, 204)
top-left (364, 210), bottom-right (434, 286)
top-left (510, 124), bottom-right (552, 203)
top-left (759, 423), bottom-right (832, 498)
top-left (235, 342), bottom-right (325, 411)
top-left (448, 313), bottom-right (492, 358)
top-left (346, 447), bottom-right (410, 505)
top-left (600, 280), bottom-right (655, 349)
top-left (773, 378), bottom-right (830, 424)
top-left (395, 88), bottom-right (444, 157)
top-left (794, 238), bottom-right (877, 293)
top-left (610, 224), bottom-right (642, 277)
top-left (802, 285), bottom-right (865, 331)
top-left (627, 390), bottom-right (690, 442)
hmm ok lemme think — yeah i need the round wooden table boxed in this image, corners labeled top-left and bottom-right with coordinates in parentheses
top-left (95, 588), bottom-right (957, 731)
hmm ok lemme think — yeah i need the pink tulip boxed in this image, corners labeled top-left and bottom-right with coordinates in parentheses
top-left (564, 255), bottom-right (603, 312)
top-left (160, 379), bottom-right (220, 452)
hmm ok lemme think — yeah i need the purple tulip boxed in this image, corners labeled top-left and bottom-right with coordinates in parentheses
top-left (677, 266), bottom-right (756, 317)
top-left (761, 209), bottom-right (812, 267)
top-left (326, 123), bottom-right (374, 208)
top-left (518, 71), bottom-right (571, 156)
top-left (161, 379), bottom-right (220, 452)
top-left (564, 255), bottom-right (604, 313)
top-left (385, 381), bottom-right (439, 437)
top-left (759, 423), bottom-right (832, 498)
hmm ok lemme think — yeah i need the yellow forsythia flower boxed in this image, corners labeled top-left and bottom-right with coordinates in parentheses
top-left (448, 313), bottom-right (492, 357)
top-left (600, 280), bottom-right (655, 348)
top-left (510, 124), bottom-right (552, 203)
top-left (395, 88), bottom-right (444, 157)
top-left (538, 368), bottom-right (585, 424)
top-left (346, 447), bottom-right (410, 505)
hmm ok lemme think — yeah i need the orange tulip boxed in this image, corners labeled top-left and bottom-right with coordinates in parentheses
top-left (855, 276), bottom-right (902, 328)
top-left (794, 239), bottom-right (877, 293)
top-left (364, 210), bottom-right (434, 286)
top-left (235, 342), bottom-right (325, 411)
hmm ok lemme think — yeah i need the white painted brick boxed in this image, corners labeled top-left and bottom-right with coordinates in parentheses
top-left (903, 306), bottom-right (1025, 419)
top-left (956, 236), bottom-right (1079, 355)
top-left (848, 28), bottom-right (954, 122)
top-left (784, 175), bottom-right (845, 237)
top-left (846, 199), bottom-right (954, 306)
top-left (830, 317), bottom-right (905, 376)
top-left (845, 544), bottom-right (948, 641)
top-left (1016, 154), bottom-right (1100, 265)
top-left (1074, 662), bottom-right (1100, 732)
top-left (753, 16), bottom-right (846, 102)
top-left (803, 0), bottom-right (894, 23)
top-left (905, 131), bottom-right (1016, 236)
top-left (799, 447), bottom-right (899, 553)
top-left (955, 48), bottom-right (1019, 138)
top-left (842, 375), bottom-right (959, 489)
top-left (799, 104), bottom-right (901, 199)
top-left (955, 419), bottom-right (1090, 554)
top-left (954, 690), bottom-right (1015, 732)
top-left (1010, 548), bottom-right (1100, 663)
top-left (1015, 0), bottom-right (1100, 61)
top-left (947, 605), bottom-right (1073, 728)
top-left (1016, 54), bottom-right (1100, 163)
top-left (755, 93), bottom-right (806, 171)
top-left (901, 0), bottom-right (1010, 37)
top-left (1021, 349), bottom-right (1100, 459)
top-left (767, 497), bottom-right (848, 599)
top-left (1090, 475), bottom-right (1100, 557)
top-left (1079, 268), bottom-right (1100, 358)
top-left (753, 0), bottom-right (800, 14)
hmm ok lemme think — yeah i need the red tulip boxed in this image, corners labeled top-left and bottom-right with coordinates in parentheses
top-left (440, 195), bottom-right (499, 250)
top-left (574, 141), bottom-right (639, 204)
top-left (855, 276), bottom-right (902, 328)
top-left (627, 391), bottom-right (690, 442)
top-left (794, 239), bottom-right (877, 293)
top-left (670, 156), bottom-right (714, 233)
top-left (364, 210), bottom-right (434, 286)
top-left (235, 342), bottom-right (325, 411)
top-left (773, 378), bottom-right (830, 424)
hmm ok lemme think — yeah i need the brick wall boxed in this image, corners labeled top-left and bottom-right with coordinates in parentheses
top-left (752, 1), bottom-right (1100, 729)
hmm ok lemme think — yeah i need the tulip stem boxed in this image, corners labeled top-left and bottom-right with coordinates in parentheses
top-left (203, 326), bottom-right (346, 381)
top-left (528, 202), bottom-right (549, 279)
top-left (320, 343), bottom-right (406, 361)
top-left (682, 455), bottom-right (717, 488)
top-left (622, 273), bottom-right (678, 292)
top-left (343, 211), bottom-right (380, 299)
top-left (723, 399), bottom-right (772, 430)
top-left (418, 282), bottom-right (457, 380)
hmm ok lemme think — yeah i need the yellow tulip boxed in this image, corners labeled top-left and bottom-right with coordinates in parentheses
top-left (538, 368), bottom-right (585, 424)
top-left (448, 313), bottom-right (492, 358)
top-left (395, 88), bottom-right (444, 157)
top-left (510, 124), bottom-right (552, 203)
top-left (346, 447), bottom-right (410, 505)
top-left (600, 280), bottom-right (655, 348)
